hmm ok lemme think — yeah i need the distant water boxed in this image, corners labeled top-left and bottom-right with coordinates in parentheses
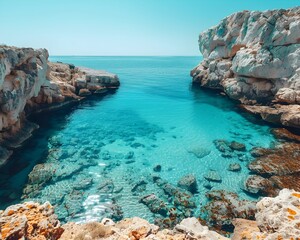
top-left (0, 57), bottom-right (275, 223)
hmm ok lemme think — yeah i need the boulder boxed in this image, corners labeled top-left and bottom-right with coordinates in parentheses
top-left (204, 170), bottom-right (222, 182)
top-left (203, 190), bottom-right (256, 227)
top-left (177, 174), bottom-right (198, 194)
top-left (227, 163), bottom-right (241, 172)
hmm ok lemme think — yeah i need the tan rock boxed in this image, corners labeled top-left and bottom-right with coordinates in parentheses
top-left (232, 218), bottom-right (259, 240)
top-left (255, 189), bottom-right (300, 239)
top-left (0, 202), bottom-right (63, 240)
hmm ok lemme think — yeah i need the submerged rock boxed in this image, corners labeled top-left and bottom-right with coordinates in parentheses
top-left (98, 179), bottom-right (114, 193)
top-left (140, 194), bottom-right (169, 216)
top-left (248, 142), bottom-right (300, 176)
top-left (213, 139), bottom-right (232, 153)
top-left (124, 151), bottom-right (135, 159)
top-left (153, 164), bottom-right (162, 172)
top-left (227, 163), bottom-right (241, 172)
top-left (243, 175), bottom-right (276, 196)
top-left (203, 180), bottom-right (213, 190)
top-left (203, 190), bottom-right (256, 227)
top-left (177, 174), bottom-right (198, 194)
top-left (187, 147), bottom-right (211, 158)
top-left (204, 170), bottom-right (222, 182)
top-left (229, 141), bottom-right (246, 151)
top-left (131, 179), bottom-right (147, 193)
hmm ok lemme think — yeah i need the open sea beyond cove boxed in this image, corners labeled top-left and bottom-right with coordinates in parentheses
top-left (0, 56), bottom-right (275, 223)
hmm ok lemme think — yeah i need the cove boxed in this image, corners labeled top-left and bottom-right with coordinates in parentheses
top-left (0, 56), bottom-right (275, 224)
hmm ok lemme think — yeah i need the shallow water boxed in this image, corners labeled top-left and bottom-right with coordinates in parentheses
top-left (0, 56), bottom-right (275, 223)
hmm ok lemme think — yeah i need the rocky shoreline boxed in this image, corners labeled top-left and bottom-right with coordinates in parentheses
top-left (1, 5), bottom-right (300, 240)
top-left (191, 7), bottom-right (300, 128)
top-left (1, 189), bottom-right (299, 239)
top-left (0, 45), bottom-right (120, 167)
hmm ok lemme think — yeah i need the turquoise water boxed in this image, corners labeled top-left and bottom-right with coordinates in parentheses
top-left (0, 57), bottom-right (275, 224)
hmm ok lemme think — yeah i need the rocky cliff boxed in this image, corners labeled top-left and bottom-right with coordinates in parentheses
top-left (0, 45), bottom-right (119, 166)
top-left (191, 7), bottom-right (300, 128)
top-left (1, 189), bottom-right (299, 239)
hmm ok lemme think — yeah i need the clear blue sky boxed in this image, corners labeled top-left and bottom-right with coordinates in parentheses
top-left (1, 0), bottom-right (299, 56)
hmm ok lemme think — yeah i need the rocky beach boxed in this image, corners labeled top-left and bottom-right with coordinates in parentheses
top-left (0, 4), bottom-right (300, 240)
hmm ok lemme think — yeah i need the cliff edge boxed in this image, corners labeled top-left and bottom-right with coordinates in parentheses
top-left (191, 7), bottom-right (300, 128)
top-left (0, 45), bottom-right (119, 166)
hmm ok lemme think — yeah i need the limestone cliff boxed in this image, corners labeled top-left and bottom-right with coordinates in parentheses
top-left (1, 189), bottom-right (299, 239)
top-left (0, 45), bottom-right (119, 166)
top-left (191, 7), bottom-right (300, 128)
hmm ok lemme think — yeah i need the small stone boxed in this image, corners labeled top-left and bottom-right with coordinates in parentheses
top-left (131, 142), bottom-right (145, 148)
top-left (204, 171), bottom-right (222, 182)
top-left (230, 141), bottom-right (246, 151)
top-left (124, 151), bottom-right (134, 159)
top-left (153, 165), bottom-right (162, 172)
top-left (228, 163), bottom-right (241, 172)
top-left (140, 194), bottom-right (168, 216)
top-left (177, 174), bottom-right (198, 194)
top-left (213, 139), bottom-right (231, 153)
top-left (131, 180), bottom-right (147, 192)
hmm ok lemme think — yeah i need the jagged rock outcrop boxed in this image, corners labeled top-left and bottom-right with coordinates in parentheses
top-left (1, 189), bottom-right (300, 239)
top-left (191, 7), bottom-right (300, 128)
top-left (0, 202), bottom-right (63, 240)
top-left (233, 189), bottom-right (300, 239)
top-left (0, 45), bottom-right (119, 166)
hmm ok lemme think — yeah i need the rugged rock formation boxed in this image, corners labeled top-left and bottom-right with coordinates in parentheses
top-left (243, 128), bottom-right (300, 196)
top-left (1, 189), bottom-right (300, 239)
top-left (203, 190), bottom-right (256, 228)
top-left (0, 45), bottom-right (119, 167)
top-left (233, 189), bottom-right (300, 239)
top-left (0, 201), bottom-right (63, 240)
top-left (191, 7), bottom-right (300, 128)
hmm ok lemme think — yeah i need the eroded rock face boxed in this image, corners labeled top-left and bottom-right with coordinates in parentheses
top-left (0, 201), bottom-right (63, 240)
top-left (191, 7), bottom-right (300, 128)
top-left (233, 189), bottom-right (300, 239)
top-left (0, 45), bottom-right (119, 167)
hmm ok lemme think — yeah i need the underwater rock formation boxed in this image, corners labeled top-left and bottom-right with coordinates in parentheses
top-left (177, 174), bottom-right (198, 194)
top-left (191, 7), bottom-right (300, 128)
top-left (2, 189), bottom-right (300, 239)
top-left (245, 128), bottom-right (300, 196)
top-left (0, 45), bottom-right (119, 166)
top-left (203, 190), bottom-right (256, 228)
